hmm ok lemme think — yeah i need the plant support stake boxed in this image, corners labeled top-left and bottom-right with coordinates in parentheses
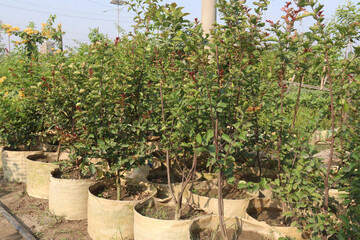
top-left (0, 200), bottom-right (38, 240)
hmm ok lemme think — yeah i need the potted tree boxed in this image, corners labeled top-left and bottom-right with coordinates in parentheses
top-left (133, 2), bottom-right (210, 240)
top-left (84, 30), bottom-right (158, 239)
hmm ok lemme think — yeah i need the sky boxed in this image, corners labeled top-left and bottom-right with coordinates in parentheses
top-left (0, 0), bottom-right (358, 50)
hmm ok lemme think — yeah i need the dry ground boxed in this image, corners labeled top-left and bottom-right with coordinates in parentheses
top-left (0, 168), bottom-right (91, 240)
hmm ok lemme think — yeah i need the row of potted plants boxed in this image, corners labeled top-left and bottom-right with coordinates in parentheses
top-left (2, 148), bottom-right (293, 239)
top-left (0, 0), bottom-right (359, 239)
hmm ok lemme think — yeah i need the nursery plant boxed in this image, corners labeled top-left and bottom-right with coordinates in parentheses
top-left (75, 33), bottom-right (154, 199)
top-left (145, 1), bottom-right (211, 219)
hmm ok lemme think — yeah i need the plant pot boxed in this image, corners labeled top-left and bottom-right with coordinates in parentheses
top-left (201, 172), bottom-right (217, 181)
top-left (311, 129), bottom-right (338, 145)
top-left (190, 180), bottom-right (255, 218)
top-left (133, 197), bottom-right (206, 240)
top-left (247, 198), bottom-right (305, 240)
top-left (25, 152), bottom-right (64, 199)
top-left (48, 168), bottom-right (96, 220)
top-left (146, 168), bottom-right (202, 200)
top-left (1, 147), bottom-right (43, 182)
top-left (87, 179), bottom-right (157, 240)
top-left (189, 214), bottom-right (284, 240)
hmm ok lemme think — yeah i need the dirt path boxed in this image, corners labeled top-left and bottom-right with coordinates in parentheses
top-left (0, 168), bottom-right (91, 240)
top-left (0, 214), bottom-right (23, 240)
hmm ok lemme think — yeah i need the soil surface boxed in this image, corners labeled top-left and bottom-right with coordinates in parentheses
top-left (147, 169), bottom-right (183, 184)
top-left (195, 185), bottom-right (251, 200)
top-left (195, 228), bottom-right (268, 240)
top-left (27, 155), bottom-right (58, 164)
top-left (52, 167), bottom-right (96, 180)
top-left (139, 202), bottom-right (206, 220)
top-left (92, 182), bottom-right (151, 201)
top-left (0, 168), bottom-right (91, 240)
top-left (247, 207), bottom-right (290, 227)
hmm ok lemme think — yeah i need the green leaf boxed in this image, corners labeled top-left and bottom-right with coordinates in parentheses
top-left (238, 180), bottom-right (247, 189)
top-left (206, 129), bottom-right (214, 143)
top-left (222, 134), bottom-right (232, 143)
top-left (196, 133), bottom-right (202, 144)
top-left (89, 164), bottom-right (96, 175)
top-left (283, 211), bottom-right (293, 217)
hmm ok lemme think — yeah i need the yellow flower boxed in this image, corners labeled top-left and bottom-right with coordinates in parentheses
top-left (24, 28), bottom-right (35, 35)
top-left (18, 91), bottom-right (25, 97)
top-left (4, 92), bottom-right (9, 97)
top-left (2, 24), bottom-right (12, 30)
top-left (0, 76), bottom-right (6, 83)
top-left (54, 49), bottom-right (62, 54)
top-left (11, 26), bottom-right (20, 31)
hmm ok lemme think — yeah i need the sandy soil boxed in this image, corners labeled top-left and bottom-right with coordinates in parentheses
top-left (0, 168), bottom-right (91, 240)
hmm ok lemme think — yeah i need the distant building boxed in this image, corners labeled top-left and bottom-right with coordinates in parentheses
top-left (40, 41), bottom-right (55, 54)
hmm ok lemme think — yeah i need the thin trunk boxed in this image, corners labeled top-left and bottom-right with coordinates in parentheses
top-left (56, 143), bottom-right (61, 162)
top-left (311, 7), bottom-right (336, 216)
top-left (116, 172), bottom-right (121, 201)
top-left (277, 67), bottom-right (285, 186)
top-left (159, 73), bottom-right (178, 215)
top-left (217, 170), bottom-right (228, 240)
top-left (254, 114), bottom-right (261, 177)
top-left (292, 76), bottom-right (303, 129)
top-left (324, 73), bottom-right (335, 213)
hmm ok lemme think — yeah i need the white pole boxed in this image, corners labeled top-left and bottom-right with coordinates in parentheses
top-left (201, 0), bottom-right (216, 35)
top-left (117, 3), bottom-right (120, 37)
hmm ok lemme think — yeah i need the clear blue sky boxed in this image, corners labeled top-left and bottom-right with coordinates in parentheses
top-left (0, 0), bottom-right (357, 49)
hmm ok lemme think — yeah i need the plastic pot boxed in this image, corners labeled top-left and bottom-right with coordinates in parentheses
top-left (25, 152), bottom-right (63, 199)
top-left (1, 147), bottom-right (42, 182)
top-left (133, 197), bottom-right (205, 240)
top-left (247, 198), bottom-right (305, 240)
top-left (87, 179), bottom-right (157, 240)
top-left (189, 214), bottom-right (283, 239)
top-left (190, 180), bottom-right (255, 218)
top-left (48, 168), bottom-right (96, 220)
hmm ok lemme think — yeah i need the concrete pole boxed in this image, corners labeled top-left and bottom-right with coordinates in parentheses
top-left (117, 3), bottom-right (120, 37)
top-left (201, 0), bottom-right (216, 35)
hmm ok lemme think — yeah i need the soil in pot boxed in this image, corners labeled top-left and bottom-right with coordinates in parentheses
top-left (247, 206), bottom-right (291, 227)
top-left (194, 184), bottom-right (251, 200)
top-left (91, 181), bottom-right (151, 201)
top-left (147, 168), bottom-right (183, 184)
top-left (194, 228), bottom-right (268, 240)
top-left (27, 153), bottom-right (58, 163)
top-left (138, 201), bottom-right (207, 220)
top-left (52, 167), bottom-right (96, 180)
top-left (147, 167), bottom-right (201, 199)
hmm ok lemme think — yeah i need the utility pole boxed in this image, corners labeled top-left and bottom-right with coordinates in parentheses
top-left (201, 0), bottom-right (216, 35)
top-left (110, 0), bottom-right (125, 37)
